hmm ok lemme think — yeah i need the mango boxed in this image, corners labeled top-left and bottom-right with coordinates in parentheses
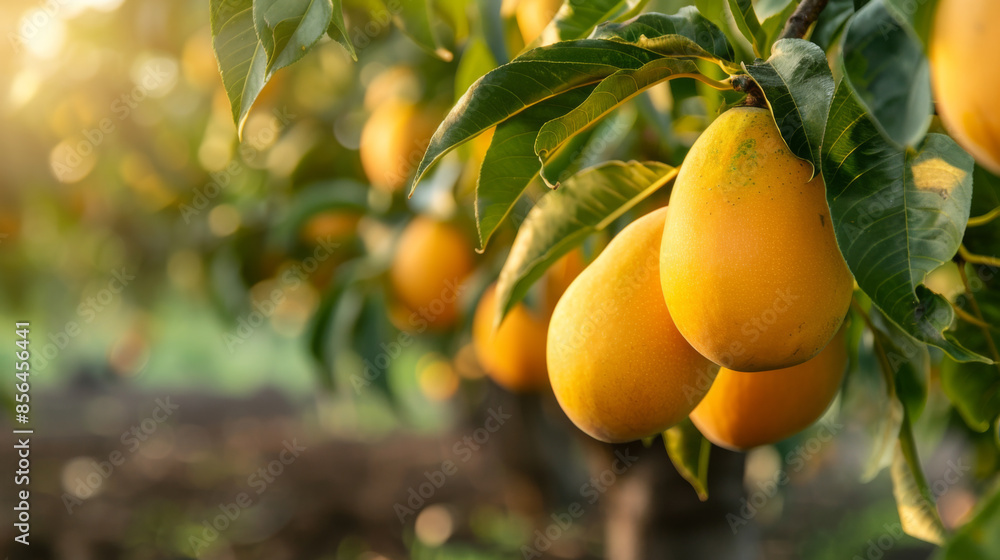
top-left (661, 107), bottom-right (853, 372)
top-left (473, 285), bottom-right (550, 392)
top-left (548, 208), bottom-right (719, 443)
top-left (690, 330), bottom-right (847, 451)
top-left (930, 0), bottom-right (1000, 175)
top-left (473, 251), bottom-right (586, 392)
top-left (359, 101), bottom-right (437, 192)
top-left (390, 217), bottom-right (473, 329)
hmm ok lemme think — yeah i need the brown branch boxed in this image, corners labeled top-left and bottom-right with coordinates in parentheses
top-left (779, 0), bottom-right (831, 40)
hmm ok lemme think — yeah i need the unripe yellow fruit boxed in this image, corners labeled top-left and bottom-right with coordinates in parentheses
top-left (661, 107), bottom-right (853, 372)
top-left (473, 251), bottom-right (586, 392)
top-left (515, 0), bottom-right (563, 44)
top-left (690, 330), bottom-right (847, 451)
top-left (930, 0), bottom-right (1000, 175)
top-left (360, 101), bottom-right (438, 192)
top-left (473, 285), bottom-right (549, 392)
top-left (548, 208), bottom-right (720, 443)
top-left (390, 217), bottom-right (473, 329)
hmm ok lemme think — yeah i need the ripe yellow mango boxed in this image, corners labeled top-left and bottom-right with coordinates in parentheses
top-left (930, 0), bottom-right (1000, 175)
top-left (390, 217), bottom-right (473, 329)
top-left (473, 251), bottom-right (585, 392)
top-left (515, 0), bottom-right (563, 44)
top-left (661, 107), bottom-right (853, 372)
top-left (473, 285), bottom-right (549, 392)
top-left (548, 208), bottom-right (719, 443)
top-left (690, 330), bottom-right (847, 451)
top-left (360, 101), bottom-right (437, 192)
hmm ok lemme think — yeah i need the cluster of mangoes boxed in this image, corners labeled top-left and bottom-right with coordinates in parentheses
top-left (375, 0), bottom-right (1000, 452)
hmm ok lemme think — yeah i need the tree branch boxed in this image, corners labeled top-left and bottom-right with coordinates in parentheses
top-left (779, 0), bottom-right (831, 40)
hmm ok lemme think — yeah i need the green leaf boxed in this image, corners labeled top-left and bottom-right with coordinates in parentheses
top-left (884, 0), bottom-right (940, 50)
top-left (211, 0), bottom-right (268, 135)
top-left (940, 268), bottom-right (1000, 432)
top-left (531, 0), bottom-right (652, 46)
top-left (891, 413), bottom-right (947, 545)
top-left (534, 58), bottom-right (709, 164)
top-left (476, 86), bottom-right (597, 250)
top-left (861, 332), bottom-right (905, 481)
top-left (727, 0), bottom-right (766, 57)
top-left (253, 0), bottom-right (333, 77)
top-left (325, 0), bottom-right (356, 61)
top-left (744, 38), bottom-right (834, 176)
top-left (495, 161), bottom-right (676, 323)
top-left (664, 419), bottom-right (711, 501)
top-left (455, 38), bottom-right (498, 103)
top-left (409, 39), bottom-right (667, 195)
top-left (695, 0), bottom-right (742, 49)
top-left (937, 481), bottom-right (1000, 559)
top-left (811, 0), bottom-right (854, 51)
top-left (942, 356), bottom-right (1000, 433)
top-left (269, 180), bottom-right (368, 248)
top-left (822, 79), bottom-right (986, 363)
top-left (389, 0), bottom-right (452, 61)
top-left (759, 0), bottom-right (799, 57)
top-left (871, 309), bottom-right (930, 421)
top-left (591, 7), bottom-right (737, 68)
top-left (842, 0), bottom-right (932, 147)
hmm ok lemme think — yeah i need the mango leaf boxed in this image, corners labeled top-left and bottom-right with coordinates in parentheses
top-left (694, 0), bottom-right (739, 47)
top-left (664, 419), bottom-right (711, 501)
top-left (884, 0), bottom-right (940, 50)
top-left (534, 58), bottom-right (709, 163)
top-left (269, 180), bottom-right (368, 248)
top-left (872, 309), bottom-right (930, 421)
top-left (861, 320), bottom-right (906, 482)
top-left (940, 274), bottom-right (1000, 432)
top-left (455, 38), bottom-right (498, 102)
top-left (727, 0), bottom-right (766, 57)
top-left (936, 481), bottom-right (1000, 559)
top-left (495, 161), bottom-right (676, 323)
top-left (409, 40), bottom-right (666, 195)
top-left (253, 0), bottom-right (333, 77)
top-left (476, 86), bottom-right (597, 250)
top-left (744, 38), bottom-right (834, 175)
top-left (325, 0), bottom-right (356, 61)
top-left (389, 0), bottom-right (451, 61)
top-left (942, 356), bottom-right (1000, 433)
top-left (811, 0), bottom-right (854, 51)
top-left (822, 79), bottom-right (986, 363)
top-left (759, 0), bottom-right (799, 57)
top-left (891, 414), bottom-right (947, 545)
top-left (211, 0), bottom-right (268, 135)
top-left (530, 0), bottom-right (651, 46)
top-left (592, 7), bottom-right (737, 67)
top-left (842, 0), bottom-right (932, 147)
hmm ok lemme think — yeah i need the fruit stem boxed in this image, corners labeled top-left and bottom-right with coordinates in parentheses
top-left (778, 0), bottom-right (831, 40)
top-left (968, 205), bottom-right (1000, 227)
top-left (958, 245), bottom-right (1000, 268)
top-left (730, 74), bottom-right (768, 109)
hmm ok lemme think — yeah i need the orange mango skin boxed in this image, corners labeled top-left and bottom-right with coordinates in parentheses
top-left (547, 208), bottom-right (720, 443)
top-left (930, 0), bottom-right (1000, 175)
top-left (691, 330), bottom-right (847, 451)
top-left (359, 101), bottom-right (437, 192)
top-left (660, 107), bottom-right (853, 372)
top-left (473, 285), bottom-right (550, 392)
top-left (390, 217), bottom-right (473, 329)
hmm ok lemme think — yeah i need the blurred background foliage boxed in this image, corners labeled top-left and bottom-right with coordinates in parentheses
top-left (0, 0), bottom-right (998, 558)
